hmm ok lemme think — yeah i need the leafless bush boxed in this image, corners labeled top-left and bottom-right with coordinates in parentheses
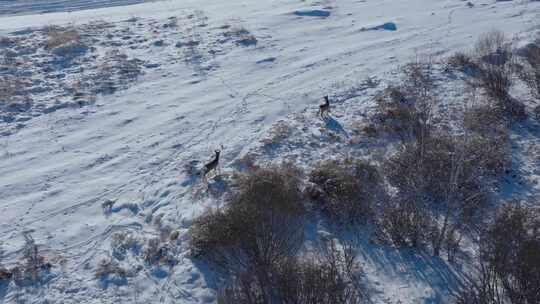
top-left (0, 36), bottom-right (16, 48)
top-left (455, 204), bottom-right (540, 304)
top-left (308, 159), bottom-right (382, 226)
top-left (474, 30), bottom-right (510, 63)
top-left (471, 31), bottom-right (526, 121)
top-left (142, 238), bottom-right (176, 266)
top-left (381, 198), bottom-right (434, 248)
top-left (12, 235), bottom-right (52, 284)
top-left (0, 246), bottom-right (11, 283)
top-left (464, 104), bottom-right (506, 136)
top-left (0, 267), bottom-right (11, 283)
top-left (218, 238), bottom-right (365, 304)
top-left (190, 165), bottom-right (305, 277)
top-left (383, 132), bottom-right (499, 254)
top-left (534, 105), bottom-right (540, 120)
top-left (261, 121), bottom-right (292, 147)
top-left (45, 26), bottom-right (81, 49)
top-left (45, 26), bottom-right (88, 58)
top-left (465, 133), bottom-right (511, 176)
top-left (110, 231), bottom-right (139, 260)
top-left (446, 52), bottom-right (478, 74)
top-left (375, 59), bottom-right (436, 142)
top-left (224, 26), bottom-right (258, 46)
top-left (95, 256), bottom-right (127, 287)
top-left (476, 64), bottom-right (513, 101)
top-left (518, 42), bottom-right (540, 99)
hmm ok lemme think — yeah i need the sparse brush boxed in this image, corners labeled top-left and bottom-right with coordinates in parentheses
top-left (218, 238), bottom-right (365, 304)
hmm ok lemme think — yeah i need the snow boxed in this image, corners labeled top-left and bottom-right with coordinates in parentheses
top-left (0, 0), bottom-right (539, 303)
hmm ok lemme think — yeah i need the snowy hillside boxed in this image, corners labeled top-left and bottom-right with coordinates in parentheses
top-left (1, 0), bottom-right (539, 303)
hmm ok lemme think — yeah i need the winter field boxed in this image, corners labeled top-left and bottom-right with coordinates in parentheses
top-left (1, 0), bottom-right (540, 303)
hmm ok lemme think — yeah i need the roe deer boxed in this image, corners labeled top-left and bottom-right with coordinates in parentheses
top-left (319, 96), bottom-right (330, 118)
top-left (202, 150), bottom-right (221, 181)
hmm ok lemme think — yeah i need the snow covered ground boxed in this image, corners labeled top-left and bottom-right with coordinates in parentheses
top-left (0, 0), bottom-right (539, 303)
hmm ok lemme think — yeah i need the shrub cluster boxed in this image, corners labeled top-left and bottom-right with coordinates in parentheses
top-left (190, 165), bottom-right (366, 303)
top-left (308, 159), bottom-right (382, 226)
top-left (455, 204), bottom-right (540, 304)
top-left (11, 235), bottom-right (52, 285)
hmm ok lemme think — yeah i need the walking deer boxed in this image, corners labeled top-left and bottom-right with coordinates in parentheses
top-left (319, 95), bottom-right (330, 118)
top-left (202, 149), bottom-right (221, 181)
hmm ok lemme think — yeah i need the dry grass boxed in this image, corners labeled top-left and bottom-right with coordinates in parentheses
top-left (45, 26), bottom-right (81, 49)
top-left (262, 121), bottom-right (292, 146)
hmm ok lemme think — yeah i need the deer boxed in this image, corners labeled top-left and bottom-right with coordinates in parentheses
top-left (201, 149), bottom-right (221, 181)
top-left (318, 95), bottom-right (330, 118)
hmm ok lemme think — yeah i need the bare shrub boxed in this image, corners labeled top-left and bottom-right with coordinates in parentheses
top-left (463, 104), bottom-right (506, 136)
top-left (0, 267), bottom-right (11, 282)
top-left (474, 30), bottom-right (510, 63)
top-left (0, 36), bottom-right (16, 48)
top-left (0, 246), bottom-right (11, 283)
top-left (45, 26), bottom-right (81, 49)
top-left (455, 204), bottom-right (540, 304)
top-left (534, 105), bottom-right (540, 120)
top-left (110, 231), bottom-right (139, 260)
top-left (375, 59), bottom-right (436, 142)
top-left (12, 235), bottom-right (52, 284)
top-left (471, 30), bottom-right (526, 121)
top-left (446, 51), bottom-right (478, 74)
top-left (261, 121), bottom-right (292, 147)
top-left (189, 165), bottom-right (305, 276)
top-left (218, 238), bottom-right (365, 304)
top-left (476, 64), bottom-right (512, 101)
top-left (465, 132), bottom-right (511, 176)
top-left (308, 159), bottom-right (382, 226)
top-left (224, 26), bottom-right (258, 46)
top-left (44, 26), bottom-right (89, 58)
top-left (95, 256), bottom-right (127, 287)
top-left (381, 199), bottom-right (434, 248)
top-left (518, 42), bottom-right (540, 99)
top-left (383, 132), bottom-right (500, 254)
top-left (142, 238), bottom-right (176, 266)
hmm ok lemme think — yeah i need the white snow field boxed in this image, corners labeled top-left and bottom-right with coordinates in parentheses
top-left (0, 0), bottom-right (539, 303)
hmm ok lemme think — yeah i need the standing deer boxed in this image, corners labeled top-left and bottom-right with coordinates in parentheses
top-left (319, 95), bottom-right (330, 118)
top-left (202, 149), bottom-right (221, 181)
